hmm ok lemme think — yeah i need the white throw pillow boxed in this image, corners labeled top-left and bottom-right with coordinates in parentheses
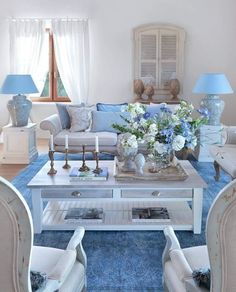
top-left (66, 106), bottom-right (93, 132)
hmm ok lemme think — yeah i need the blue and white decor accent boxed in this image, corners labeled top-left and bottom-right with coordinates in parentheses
top-left (193, 73), bottom-right (233, 126)
top-left (1, 74), bottom-right (38, 127)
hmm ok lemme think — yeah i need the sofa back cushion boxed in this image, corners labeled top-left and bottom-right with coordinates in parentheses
top-left (56, 103), bottom-right (85, 129)
top-left (91, 111), bottom-right (128, 133)
top-left (96, 103), bottom-right (128, 112)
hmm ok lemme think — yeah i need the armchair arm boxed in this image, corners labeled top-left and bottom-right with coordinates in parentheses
top-left (67, 227), bottom-right (87, 268)
top-left (40, 114), bottom-right (62, 136)
top-left (162, 226), bottom-right (181, 265)
top-left (225, 126), bottom-right (236, 144)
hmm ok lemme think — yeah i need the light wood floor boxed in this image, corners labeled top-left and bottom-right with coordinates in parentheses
top-left (0, 139), bottom-right (48, 181)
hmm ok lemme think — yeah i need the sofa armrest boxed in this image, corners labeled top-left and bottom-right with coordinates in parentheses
top-left (225, 126), bottom-right (236, 144)
top-left (40, 114), bottom-right (62, 136)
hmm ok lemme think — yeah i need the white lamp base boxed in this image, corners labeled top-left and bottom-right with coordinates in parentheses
top-left (201, 94), bottom-right (224, 126)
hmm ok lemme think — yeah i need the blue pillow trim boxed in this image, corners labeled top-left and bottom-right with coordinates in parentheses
top-left (96, 103), bottom-right (128, 112)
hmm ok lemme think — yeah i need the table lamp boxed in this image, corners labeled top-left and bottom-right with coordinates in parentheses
top-left (0, 74), bottom-right (39, 127)
top-left (193, 73), bottom-right (233, 126)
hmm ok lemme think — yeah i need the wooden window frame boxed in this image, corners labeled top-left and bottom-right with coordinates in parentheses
top-left (31, 29), bottom-right (70, 102)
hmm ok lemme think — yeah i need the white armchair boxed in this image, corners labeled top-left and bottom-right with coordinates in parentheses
top-left (162, 178), bottom-right (236, 292)
top-left (0, 177), bottom-right (87, 292)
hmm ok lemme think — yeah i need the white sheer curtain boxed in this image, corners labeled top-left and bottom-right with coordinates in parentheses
top-left (52, 19), bottom-right (89, 104)
top-left (9, 19), bottom-right (48, 95)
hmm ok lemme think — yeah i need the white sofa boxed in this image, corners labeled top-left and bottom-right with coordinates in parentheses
top-left (40, 113), bottom-right (119, 153)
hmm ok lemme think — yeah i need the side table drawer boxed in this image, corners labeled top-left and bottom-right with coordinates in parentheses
top-left (121, 189), bottom-right (192, 199)
top-left (42, 189), bottom-right (113, 199)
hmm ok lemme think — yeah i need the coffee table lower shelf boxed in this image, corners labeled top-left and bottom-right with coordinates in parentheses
top-left (42, 200), bottom-right (193, 231)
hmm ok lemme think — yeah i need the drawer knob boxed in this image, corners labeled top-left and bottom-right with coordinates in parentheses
top-left (71, 191), bottom-right (81, 197)
top-left (152, 191), bottom-right (160, 197)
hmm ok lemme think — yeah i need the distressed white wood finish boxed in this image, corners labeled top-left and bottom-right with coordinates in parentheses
top-left (28, 160), bottom-right (207, 234)
top-left (0, 176), bottom-right (87, 292)
top-left (2, 123), bottom-right (38, 164)
top-left (162, 179), bottom-right (236, 291)
top-left (194, 125), bottom-right (223, 162)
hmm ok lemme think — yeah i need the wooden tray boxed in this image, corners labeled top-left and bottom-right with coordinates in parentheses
top-left (114, 158), bottom-right (188, 181)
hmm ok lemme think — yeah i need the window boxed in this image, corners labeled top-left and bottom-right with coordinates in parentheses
top-left (32, 29), bottom-right (70, 102)
top-left (134, 24), bottom-right (185, 100)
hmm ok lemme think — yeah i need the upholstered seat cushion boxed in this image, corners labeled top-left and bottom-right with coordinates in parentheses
top-left (31, 246), bottom-right (76, 281)
top-left (31, 246), bottom-right (85, 291)
top-left (164, 246), bottom-right (209, 291)
top-left (210, 144), bottom-right (236, 178)
top-left (54, 129), bottom-right (117, 146)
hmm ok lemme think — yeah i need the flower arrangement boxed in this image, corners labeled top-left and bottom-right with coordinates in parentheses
top-left (113, 101), bottom-right (209, 156)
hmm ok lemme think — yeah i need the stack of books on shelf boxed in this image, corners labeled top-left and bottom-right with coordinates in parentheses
top-left (64, 208), bottom-right (104, 223)
top-left (69, 167), bottom-right (108, 181)
top-left (132, 207), bottom-right (170, 223)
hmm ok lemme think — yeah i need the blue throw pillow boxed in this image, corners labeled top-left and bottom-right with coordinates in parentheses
top-left (91, 111), bottom-right (129, 133)
top-left (96, 103), bottom-right (128, 112)
top-left (146, 105), bottom-right (162, 118)
top-left (56, 103), bottom-right (85, 129)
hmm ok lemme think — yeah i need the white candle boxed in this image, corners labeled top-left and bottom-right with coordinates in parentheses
top-left (50, 134), bottom-right (54, 151)
top-left (65, 135), bottom-right (68, 149)
top-left (95, 136), bottom-right (99, 152)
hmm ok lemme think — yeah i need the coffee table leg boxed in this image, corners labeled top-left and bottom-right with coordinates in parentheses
top-left (32, 189), bottom-right (43, 234)
top-left (192, 188), bottom-right (203, 234)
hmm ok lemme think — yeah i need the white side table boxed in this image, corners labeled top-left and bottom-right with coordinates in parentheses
top-left (194, 125), bottom-right (223, 162)
top-left (2, 123), bottom-right (38, 164)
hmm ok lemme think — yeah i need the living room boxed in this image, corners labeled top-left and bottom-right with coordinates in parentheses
top-left (0, 0), bottom-right (236, 291)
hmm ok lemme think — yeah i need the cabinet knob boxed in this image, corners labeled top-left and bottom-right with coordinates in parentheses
top-left (71, 191), bottom-right (81, 197)
top-left (152, 191), bottom-right (160, 197)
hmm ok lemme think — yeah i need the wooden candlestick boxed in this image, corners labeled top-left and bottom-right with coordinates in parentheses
top-left (63, 148), bottom-right (71, 169)
top-left (79, 145), bottom-right (90, 172)
top-left (93, 151), bottom-right (102, 174)
top-left (47, 150), bottom-right (57, 175)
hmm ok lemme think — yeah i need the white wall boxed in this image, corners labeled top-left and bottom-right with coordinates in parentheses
top-left (0, 0), bottom-right (236, 137)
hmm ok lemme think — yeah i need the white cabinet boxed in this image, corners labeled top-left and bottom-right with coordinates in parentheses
top-left (2, 123), bottom-right (38, 164)
top-left (194, 125), bottom-right (223, 162)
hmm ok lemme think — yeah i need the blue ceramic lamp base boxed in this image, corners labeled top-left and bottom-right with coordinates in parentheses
top-left (201, 94), bottom-right (224, 126)
top-left (7, 95), bottom-right (32, 127)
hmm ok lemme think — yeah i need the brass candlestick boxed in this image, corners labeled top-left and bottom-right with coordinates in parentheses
top-left (63, 148), bottom-right (71, 169)
top-left (47, 150), bottom-right (57, 175)
top-left (93, 151), bottom-right (102, 174)
top-left (79, 145), bottom-right (90, 172)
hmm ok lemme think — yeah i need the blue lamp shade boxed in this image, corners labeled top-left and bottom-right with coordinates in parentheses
top-left (0, 74), bottom-right (38, 94)
top-left (193, 73), bottom-right (233, 95)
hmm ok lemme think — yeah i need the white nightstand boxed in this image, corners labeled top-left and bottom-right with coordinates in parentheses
top-left (194, 125), bottom-right (223, 162)
top-left (2, 123), bottom-right (38, 164)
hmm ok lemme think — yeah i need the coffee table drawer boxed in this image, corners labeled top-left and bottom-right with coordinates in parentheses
top-left (42, 189), bottom-right (113, 199)
top-left (121, 189), bottom-right (192, 199)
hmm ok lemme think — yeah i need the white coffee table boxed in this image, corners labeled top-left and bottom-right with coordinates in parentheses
top-left (28, 160), bottom-right (207, 234)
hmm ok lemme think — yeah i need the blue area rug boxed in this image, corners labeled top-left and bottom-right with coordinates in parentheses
top-left (11, 154), bottom-right (231, 292)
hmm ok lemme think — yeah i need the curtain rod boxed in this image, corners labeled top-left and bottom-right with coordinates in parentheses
top-left (5, 17), bottom-right (88, 21)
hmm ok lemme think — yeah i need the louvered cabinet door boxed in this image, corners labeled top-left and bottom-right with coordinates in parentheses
top-left (139, 32), bottom-right (158, 86)
top-left (159, 30), bottom-right (177, 90)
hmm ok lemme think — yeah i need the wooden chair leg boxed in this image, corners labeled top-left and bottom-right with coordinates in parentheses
top-left (214, 160), bottom-right (220, 181)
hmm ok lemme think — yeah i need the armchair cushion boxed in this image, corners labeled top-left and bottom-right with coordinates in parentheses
top-left (31, 246), bottom-right (76, 282)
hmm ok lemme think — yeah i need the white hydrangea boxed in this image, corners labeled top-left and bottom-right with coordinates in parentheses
top-left (172, 135), bottom-right (186, 151)
top-left (148, 123), bottom-right (158, 135)
top-left (133, 122), bottom-right (139, 129)
top-left (121, 134), bottom-right (138, 148)
top-left (154, 141), bottom-right (168, 154)
top-left (139, 118), bottom-right (147, 127)
top-left (143, 134), bottom-right (155, 143)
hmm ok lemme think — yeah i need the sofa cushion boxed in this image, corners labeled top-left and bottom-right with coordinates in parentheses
top-left (96, 102), bottom-right (128, 112)
top-left (56, 103), bottom-right (85, 129)
top-left (66, 106), bottom-right (94, 132)
top-left (91, 111), bottom-right (129, 133)
top-left (54, 130), bottom-right (117, 146)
